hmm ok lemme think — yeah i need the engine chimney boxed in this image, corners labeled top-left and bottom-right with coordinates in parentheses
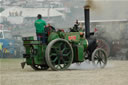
top-left (84, 6), bottom-right (90, 38)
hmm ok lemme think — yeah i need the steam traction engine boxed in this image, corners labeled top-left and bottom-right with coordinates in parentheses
top-left (21, 6), bottom-right (107, 71)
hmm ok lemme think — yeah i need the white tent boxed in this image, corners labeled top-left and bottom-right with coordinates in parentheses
top-left (1, 6), bottom-right (64, 17)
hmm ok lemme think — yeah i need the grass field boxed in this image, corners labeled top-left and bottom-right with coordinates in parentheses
top-left (0, 59), bottom-right (128, 85)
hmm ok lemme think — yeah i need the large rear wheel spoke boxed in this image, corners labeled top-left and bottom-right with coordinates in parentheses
top-left (63, 51), bottom-right (71, 57)
top-left (51, 53), bottom-right (57, 56)
top-left (59, 64), bottom-right (63, 69)
top-left (62, 48), bottom-right (66, 53)
top-left (52, 57), bottom-right (58, 63)
top-left (61, 58), bottom-right (69, 65)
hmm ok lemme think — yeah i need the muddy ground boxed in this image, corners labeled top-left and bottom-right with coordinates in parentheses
top-left (0, 59), bottom-right (128, 85)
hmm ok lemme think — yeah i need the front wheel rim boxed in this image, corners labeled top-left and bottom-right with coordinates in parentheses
top-left (92, 48), bottom-right (107, 68)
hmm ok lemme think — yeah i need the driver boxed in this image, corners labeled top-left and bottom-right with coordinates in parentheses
top-left (35, 14), bottom-right (47, 43)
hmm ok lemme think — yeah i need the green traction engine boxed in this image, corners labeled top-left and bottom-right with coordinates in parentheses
top-left (21, 6), bottom-right (107, 71)
top-left (21, 31), bottom-right (107, 71)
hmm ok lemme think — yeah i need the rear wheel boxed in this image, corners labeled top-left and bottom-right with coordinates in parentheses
top-left (92, 48), bottom-right (107, 68)
top-left (45, 39), bottom-right (73, 71)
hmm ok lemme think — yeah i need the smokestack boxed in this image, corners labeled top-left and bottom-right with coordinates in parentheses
top-left (84, 6), bottom-right (90, 38)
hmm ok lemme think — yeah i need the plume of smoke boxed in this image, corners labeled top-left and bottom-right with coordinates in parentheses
top-left (85, 0), bottom-right (95, 9)
top-left (85, 0), bottom-right (102, 11)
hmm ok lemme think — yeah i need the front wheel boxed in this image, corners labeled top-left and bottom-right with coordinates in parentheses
top-left (92, 48), bottom-right (107, 68)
